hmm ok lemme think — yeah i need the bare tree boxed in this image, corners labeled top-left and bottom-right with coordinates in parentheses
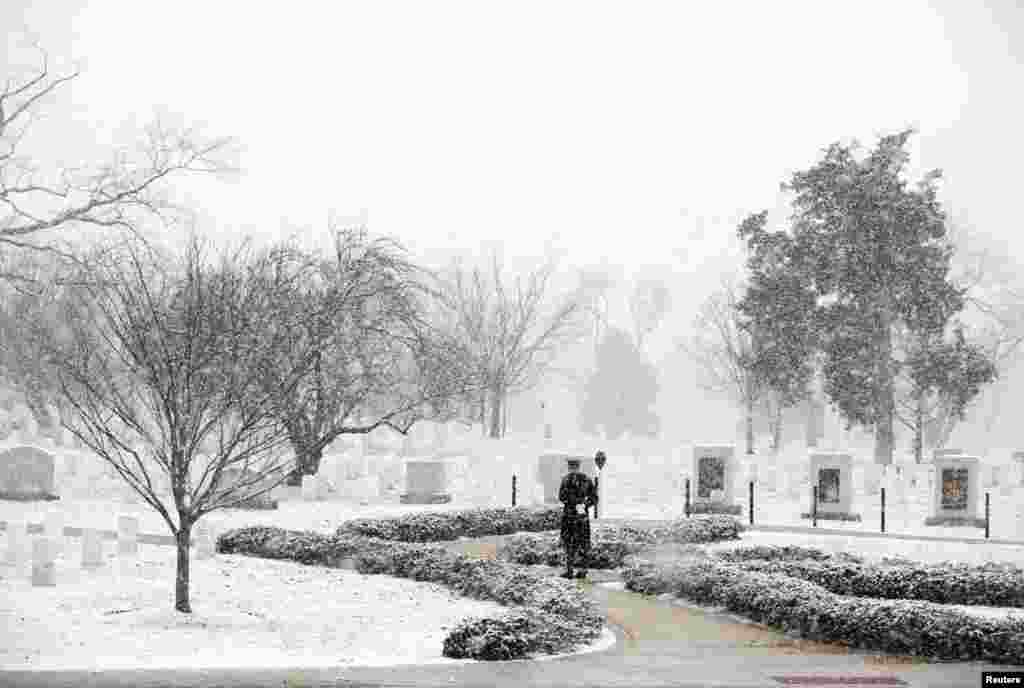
top-left (680, 277), bottom-right (764, 454)
top-left (629, 276), bottom-right (672, 353)
top-left (259, 226), bottom-right (481, 484)
top-left (1, 43), bottom-right (235, 283)
top-left (34, 236), bottom-right (316, 613)
top-left (436, 252), bottom-right (587, 438)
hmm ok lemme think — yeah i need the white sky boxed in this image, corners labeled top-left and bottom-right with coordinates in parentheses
top-left (5, 0), bottom-right (1021, 281)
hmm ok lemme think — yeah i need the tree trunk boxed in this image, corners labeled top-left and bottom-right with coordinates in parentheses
top-left (744, 395), bottom-right (755, 455)
top-left (771, 401), bottom-right (783, 451)
top-left (913, 393), bottom-right (924, 464)
top-left (874, 307), bottom-right (895, 466)
top-left (501, 391), bottom-right (509, 436)
top-left (488, 385), bottom-right (503, 439)
top-left (174, 524), bottom-right (192, 613)
top-left (287, 444), bottom-right (324, 486)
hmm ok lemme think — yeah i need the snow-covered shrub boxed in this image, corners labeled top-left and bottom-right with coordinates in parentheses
top-left (337, 506), bottom-right (561, 542)
top-left (621, 555), bottom-right (1024, 664)
top-left (799, 511), bottom-right (862, 522)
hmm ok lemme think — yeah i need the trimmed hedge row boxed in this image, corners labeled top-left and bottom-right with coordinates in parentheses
top-left (499, 516), bottom-right (746, 569)
top-left (688, 503), bottom-right (743, 516)
top-left (799, 512), bottom-right (862, 522)
top-left (621, 556), bottom-right (1024, 664)
top-left (337, 506), bottom-right (561, 542)
top-left (718, 556), bottom-right (1024, 608)
top-left (217, 525), bottom-right (603, 661)
top-left (712, 544), bottom-right (864, 564)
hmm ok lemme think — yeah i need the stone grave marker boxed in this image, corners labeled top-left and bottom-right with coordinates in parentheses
top-left (117, 515), bottom-right (139, 556)
top-left (4, 519), bottom-right (28, 568)
top-left (931, 455), bottom-right (980, 522)
top-left (193, 522), bottom-right (215, 560)
top-left (32, 537), bottom-right (57, 586)
top-left (82, 528), bottom-right (104, 569)
top-left (1014, 451), bottom-right (1024, 488)
top-left (809, 452), bottom-right (853, 517)
top-left (300, 475), bottom-right (318, 501)
top-left (44, 511), bottom-right (65, 557)
top-left (692, 445), bottom-right (737, 507)
top-left (401, 459), bottom-right (451, 504)
top-left (0, 445), bottom-right (57, 499)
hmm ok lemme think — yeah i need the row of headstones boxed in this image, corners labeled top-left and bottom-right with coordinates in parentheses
top-left (4, 515), bottom-right (216, 586)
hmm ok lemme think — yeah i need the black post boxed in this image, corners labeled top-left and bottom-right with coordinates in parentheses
top-left (812, 485), bottom-right (818, 528)
top-left (881, 487), bottom-right (886, 534)
top-left (512, 474), bottom-right (517, 507)
top-left (985, 492), bottom-right (990, 539)
top-left (684, 478), bottom-right (691, 518)
top-left (749, 480), bottom-right (754, 526)
top-left (594, 475), bottom-right (600, 520)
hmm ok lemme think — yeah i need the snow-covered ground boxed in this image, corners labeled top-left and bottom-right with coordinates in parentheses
top-left (0, 533), bottom-right (615, 671)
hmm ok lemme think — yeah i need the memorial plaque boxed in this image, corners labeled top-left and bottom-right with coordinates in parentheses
top-left (941, 468), bottom-right (969, 510)
top-left (931, 455), bottom-right (979, 519)
top-left (691, 445), bottom-right (737, 506)
top-left (818, 468), bottom-right (840, 503)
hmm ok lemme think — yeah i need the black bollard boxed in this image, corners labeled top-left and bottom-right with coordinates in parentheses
top-left (749, 480), bottom-right (754, 526)
top-left (512, 474), bottom-right (517, 507)
top-left (812, 485), bottom-right (818, 528)
top-left (985, 492), bottom-right (990, 539)
top-left (684, 478), bottom-right (691, 518)
top-left (881, 487), bottom-right (886, 534)
top-left (594, 475), bottom-right (600, 520)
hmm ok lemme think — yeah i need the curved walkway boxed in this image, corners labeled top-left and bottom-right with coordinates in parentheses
top-left (3, 533), bottom-right (1022, 687)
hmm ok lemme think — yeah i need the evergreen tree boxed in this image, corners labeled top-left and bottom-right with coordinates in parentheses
top-left (580, 327), bottom-right (660, 439)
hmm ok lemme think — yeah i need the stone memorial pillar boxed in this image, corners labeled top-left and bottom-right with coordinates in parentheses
top-left (401, 460), bottom-right (451, 504)
top-left (808, 452), bottom-right (854, 518)
top-left (300, 475), bottom-right (318, 501)
top-left (193, 523), bottom-right (215, 560)
top-left (44, 512), bottom-right (65, 557)
top-left (4, 520), bottom-right (27, 568)
top-left (692, 445), bottom-right (737, 510)
top-left (930, 455), bottom-right (980, 524)
top-left (117, 515), bottom-right (139, 556)
top-left (31, 537), bottom-right (57, 586)
top-left (82, 528), bottom-right (104, 569)
top-left (1013, 452), bottom-right (1024, 488)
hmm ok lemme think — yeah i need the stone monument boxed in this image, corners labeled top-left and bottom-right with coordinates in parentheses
top-left (1014, 451), bottom-right (1024, 488)
top-left (691, 445), bottom-right (739, 512)
top-left (0, 445), bottom-right (58, 500)
top-left (401, 459), bottom-right (450, 504)
top-left (807, 452), bottom-right (856, 518)
top-left (927, 455), bottom-right (981, 526)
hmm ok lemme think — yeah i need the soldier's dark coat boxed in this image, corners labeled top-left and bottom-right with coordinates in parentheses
top-left (558, 470), bottom-right (598, 566)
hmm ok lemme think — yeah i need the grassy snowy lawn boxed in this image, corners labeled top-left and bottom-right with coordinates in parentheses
top-left (0, 535), bottom-right (518, 671)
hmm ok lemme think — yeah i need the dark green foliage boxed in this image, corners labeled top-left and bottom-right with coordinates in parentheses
top-left (736, 130), bottom-right (997, 464)
top-left (579, 327), bottom-right (661, 439)
top-left (621, 555), bottom-right (1024, 664)
top-left (216, 524), bottom-right (603, 660)
top-left (337, 506), bottom-right (561, 542)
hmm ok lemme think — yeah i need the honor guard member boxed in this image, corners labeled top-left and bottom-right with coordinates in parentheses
top-left (558, 456), bottom-right (598, 579)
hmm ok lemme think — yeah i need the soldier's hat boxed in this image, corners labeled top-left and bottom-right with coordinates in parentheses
top-left (566, 457), bottom-right (582, 467)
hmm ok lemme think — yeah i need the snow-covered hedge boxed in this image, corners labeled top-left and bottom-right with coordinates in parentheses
top-left (687, 502), bottom-right (743, 516)
top-left (217, 526), bottom-right (603, 660)
top-left (499, 516), bottom-right (745, 569)
top-left (712, 547), bottom-right (1024, 608)
top-left (622, 552), bottom-right (1024, 664)
top-left (336, 506), bottom-right (561, 542)
top-left (798, 511), bottom-right (862, 522)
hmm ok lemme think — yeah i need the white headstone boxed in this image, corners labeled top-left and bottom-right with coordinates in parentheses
top-left (193, 523), bottom-right (215, 560)
top-left (44, 512), bottom-right (64, 556)
top-left (4, 520), bottom-right (28, 567)
top-left (301, 475), bottom-right (318, 501)
top-left (117, 515), bottom-right (139, 556)
top-left (81, 528), bottom-right (104, 569)
top-left (31, 537), bottom-right (57, 586)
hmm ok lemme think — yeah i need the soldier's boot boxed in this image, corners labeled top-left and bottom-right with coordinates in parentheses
top-left (561, 549), bottom-right (575, 579)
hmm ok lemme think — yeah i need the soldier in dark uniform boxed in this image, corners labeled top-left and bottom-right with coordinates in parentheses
top-left (558, 456), bottom-right (598, 579)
